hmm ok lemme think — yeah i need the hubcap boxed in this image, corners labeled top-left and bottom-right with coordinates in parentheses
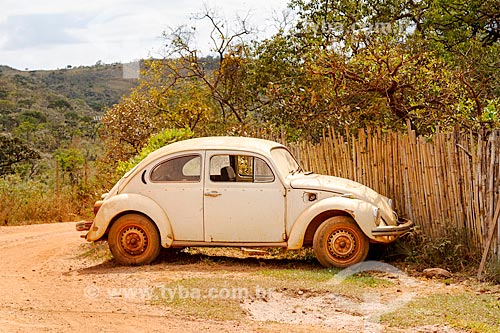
top-left (120, 227), bottom-right (148, 255)
top-left (327, 229), bottom-right (356, 259)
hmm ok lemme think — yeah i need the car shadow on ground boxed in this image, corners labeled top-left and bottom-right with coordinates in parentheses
top-left (77, 248), bottom-right (323, 275)
top-left (157, 248), bottom-right (322, 269)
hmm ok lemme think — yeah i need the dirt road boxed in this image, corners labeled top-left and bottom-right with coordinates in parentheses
top-left (0, 222), bottom-right (473, 332)
top-left (0, 222), bottom-right (257, 332)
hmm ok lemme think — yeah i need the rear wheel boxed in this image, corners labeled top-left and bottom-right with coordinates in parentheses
top-left (313, 216), bottom-right (369, 268)
top-left (108, 214), bottom-right (161, 265)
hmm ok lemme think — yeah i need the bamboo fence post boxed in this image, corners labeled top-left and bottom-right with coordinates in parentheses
top-left (487, 132), bottom-right (496, 237)
top-left (407, 128), bottom-right (418, 223)
top-left (477, 194), bottom-right (500, 279)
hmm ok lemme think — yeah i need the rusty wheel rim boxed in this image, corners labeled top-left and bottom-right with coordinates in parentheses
top-left (326, 229), bottom-right (358, 260)
top-left (120, 226), bottom-right (148, 255)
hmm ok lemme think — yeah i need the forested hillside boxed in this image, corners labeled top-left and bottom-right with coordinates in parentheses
top-left (0, 63), bottom-right (138, 223)
top-left (0, 63), bottom-right (138, 161)
top-left (27, 64), bottom-right (138, 112)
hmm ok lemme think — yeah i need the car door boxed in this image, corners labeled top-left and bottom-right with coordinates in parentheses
top-left (144, 152), bottom-right (204, 241)
top-left (203, 151), bottom-right (285, 243)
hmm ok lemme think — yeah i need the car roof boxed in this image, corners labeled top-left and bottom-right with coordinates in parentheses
top-left (134, 136), bottom-right (286, 172)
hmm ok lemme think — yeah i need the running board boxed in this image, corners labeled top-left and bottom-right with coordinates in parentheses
top-left (170, 241), bottom-right (287, 248)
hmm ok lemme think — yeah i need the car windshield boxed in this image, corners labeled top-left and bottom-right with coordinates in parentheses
top-left (270, 147), bottom-right (302, 177)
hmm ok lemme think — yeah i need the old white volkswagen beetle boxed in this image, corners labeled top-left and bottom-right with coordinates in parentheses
top-left (77, 137), bottom-right (412, 267)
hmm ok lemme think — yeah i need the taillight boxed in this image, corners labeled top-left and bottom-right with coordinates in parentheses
top-left (93, 200), bottom-right (104, 216)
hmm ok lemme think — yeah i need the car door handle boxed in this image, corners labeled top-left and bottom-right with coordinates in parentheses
top-left (204, 191), bottom-right (222, 197)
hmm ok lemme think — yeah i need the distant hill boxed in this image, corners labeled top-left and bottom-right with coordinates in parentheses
top-left (0, 62), bottom-right (139, 154)
top-left (1, 63), bottom-right (139, 113)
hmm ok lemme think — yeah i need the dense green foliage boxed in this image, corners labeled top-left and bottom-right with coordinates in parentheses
top-left (256, 0), bottom-right (499, 137)
top-left (0, 64), bottom-right (138, 159)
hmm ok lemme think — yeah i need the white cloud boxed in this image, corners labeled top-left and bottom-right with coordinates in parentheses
top-left (0, 0), bottom-right (290, 70)
top-left (0, 13), bottom-right (92, 50)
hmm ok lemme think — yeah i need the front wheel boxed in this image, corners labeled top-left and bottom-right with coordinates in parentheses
top-left (313, 216), bottom-right (369, 268)
top-left (108, 214), bottom-right (161, 265)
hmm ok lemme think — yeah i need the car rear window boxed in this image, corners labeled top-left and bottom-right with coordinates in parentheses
top-left (150, 155), bottom-right (201, 182)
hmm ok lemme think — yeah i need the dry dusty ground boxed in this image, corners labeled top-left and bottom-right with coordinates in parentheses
top-left (0, 222), bottom-right (487, 332)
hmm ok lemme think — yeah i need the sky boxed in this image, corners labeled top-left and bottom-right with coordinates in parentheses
top-left (0, 0), bottom-right (291, 70)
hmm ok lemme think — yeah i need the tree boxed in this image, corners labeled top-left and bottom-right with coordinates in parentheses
top-left (100, 93), bottom-right (165, 163)
top-left (419, 0), bottom-right (500, 46)
top-left (311, 37), bottom-right (467, 132)
top-left (416, 0), bottom-right (500, 119)
top-left (0, 135), bottom-right (40, 175)
top-left (160, 7), bottom-right (265, 127)
top-left (252, 0), bottom-right (498, 136)
top-left (54, 148), bottom-right (84, 185)
top-left (47, 98), bottom-right (72, 111)
top-left (101, 7), bottom-right (265, 164)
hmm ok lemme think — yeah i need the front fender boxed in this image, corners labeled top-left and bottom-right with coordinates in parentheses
top-left (287, 197), bottom-right (379, 249)
top-left (86, 193), bottom-right (174, 248)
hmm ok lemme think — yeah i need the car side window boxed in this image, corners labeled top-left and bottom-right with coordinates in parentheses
top-left (209, 155), bottom-right (232, 182)
top-left (150, 155), bottom-right (201, 182)
top-left (210, 154), bottom-right (274, 183)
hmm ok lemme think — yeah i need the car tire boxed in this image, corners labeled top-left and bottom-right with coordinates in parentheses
top-left (108, 213), bottom-right (161, 265)
top-left (313, 216), bottom-right (369, 268)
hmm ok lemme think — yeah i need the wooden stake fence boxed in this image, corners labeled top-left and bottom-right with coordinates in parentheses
top-left (285, 128), bottom-right (500, 258)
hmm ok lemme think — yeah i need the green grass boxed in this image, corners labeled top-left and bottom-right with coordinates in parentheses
top-left (256, 267), bottom-right (340, 283)
top-left (381, 292), bottom-right (500, 333)
top-left (257, 268), bottom-right (394, 290)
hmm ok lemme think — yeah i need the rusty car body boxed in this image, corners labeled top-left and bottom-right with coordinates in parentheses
top-left (77, 137), bottom-right (412, 267)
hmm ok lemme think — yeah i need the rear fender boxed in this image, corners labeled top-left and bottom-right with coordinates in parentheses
top-left (85, 193), bottom-right (174, 247)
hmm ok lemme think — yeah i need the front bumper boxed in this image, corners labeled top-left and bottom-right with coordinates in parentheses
top-left (372, 218), bottom-right (413, 237)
